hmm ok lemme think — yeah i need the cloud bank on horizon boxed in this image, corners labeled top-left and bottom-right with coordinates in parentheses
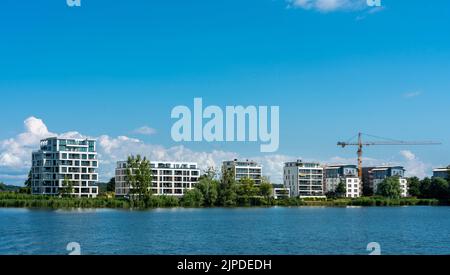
top-left (0, 117), bottom-right (433, 185)
top-left (288, 0), bottom-right (368, 12)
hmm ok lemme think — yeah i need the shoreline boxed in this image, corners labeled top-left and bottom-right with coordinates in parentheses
top-left (0, 192), bottom-right (445, 210)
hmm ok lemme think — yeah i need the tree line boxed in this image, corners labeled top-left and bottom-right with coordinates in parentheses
top-left (122, 155), bottom-right (275, 208)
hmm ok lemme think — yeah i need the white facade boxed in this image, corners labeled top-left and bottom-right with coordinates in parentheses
top-left (31, 138), bottom-right (99, 198)
top-left (115, 161), bottom-right (200, 197)
top-left (273, 188), bottom-right (291, 199)
top-left (284, 160), bottom-right (325, 198)
top-left (222, 159), bottom-right (262, 184)
top-left (345, 178), bottom-right (361, 198)
top-left (325, 165), bottom-right (361, 198)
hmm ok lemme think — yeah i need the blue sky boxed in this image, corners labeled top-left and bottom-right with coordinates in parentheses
top-left (1, 0), bottom-right (450, 184)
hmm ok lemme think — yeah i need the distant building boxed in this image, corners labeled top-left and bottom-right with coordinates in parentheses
top-left (31, 137), bottom-right (99, 198)
top-left (115, 161), bottom-right (200, 197)
top-left (433, 167), bottom-right (450, 179)
top-left (273, 188), bottom-right (291, 199)
top-left (364, 166), bottom-right (409, 197)
top-left (324, 165), bottom-right (361, 198)
top-left (222, 159), bottom-right (262, 184)
top-left (284, 160), bottom-right (325, 198)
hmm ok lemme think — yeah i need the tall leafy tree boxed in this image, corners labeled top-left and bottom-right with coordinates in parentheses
top-left (200, 166), bottom-right (218, 181)
top-left (336, 182), bottom-right (347, 198)
top-left (60, 176), bottom-right (74, 198)
top-left (259, 177), bottom-right (274, 199)
top-left (126, 155), bottom-right (152, 203)
top-left (24, 169), bottom-right (32, 189)
top-left (21, 169), bottom-right (32, 194)
top-left (218, 169), bottom-right (237, 207)
top-left (238, 178), bottom-right (258, 197)
top-left (429, 177), bottom-right (449, 200)
top-left (407, 177), bottom-right (421, 197)
top-left (377, 176), bottom-right (402, 199)
top-left (420, 178), bottom-right (432, 198)
top-left (196, 178), bottom-right (219, 207)
top-left (107, 177), bottom-right (116, 192)
top-left (182, 189), bottom-right (204, 207)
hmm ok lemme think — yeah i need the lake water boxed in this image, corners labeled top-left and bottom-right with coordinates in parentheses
top-left (1, 207), bottom-right (449, 255)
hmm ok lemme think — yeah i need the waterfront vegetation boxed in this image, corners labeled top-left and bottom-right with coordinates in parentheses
top-left (0, 192), bottom-right (442, 209)
top-left (1, 160), bottom-right (449, 209)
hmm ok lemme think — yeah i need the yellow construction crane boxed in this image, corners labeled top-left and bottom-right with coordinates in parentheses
top-left (338, 133), bottom-right (441, 180)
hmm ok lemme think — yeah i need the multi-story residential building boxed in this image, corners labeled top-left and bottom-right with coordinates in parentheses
top-left (273, 188), bottom-right (291, 199)
top-left (31, 137), bottom-right (99, 198)
top-left (324, 165), bottom-right (361, 198)
top-left (115, 161), bottom-right (200, 197)
top-left (222, 159), bottom-right (262, 184)
top-left (284, 160), bottom-right (325, 198)
top-left (433, 167), bottom-right (450, 179)
top-left (365, 166), bottom-right (409, 197)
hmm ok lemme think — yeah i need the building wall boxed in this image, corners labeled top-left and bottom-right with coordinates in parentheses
top-left (433, 168), bottom-right (450, 179)
top-left (222, 160), bottom-right (262, 184)
top-left (345, 178), bottom-right (361, 198)
top-left (364, 166), bottom-right (409, 197)
top-left (284, 161), bottom-right (324, 198)
top-left (273, 188), bottom-right (291, 199)
top-left (324, 165), bottom-right (360, 197)
top-left (31, 138), bottom-right (99, 198)
top-left (115, 161), bottom-right (200, 197)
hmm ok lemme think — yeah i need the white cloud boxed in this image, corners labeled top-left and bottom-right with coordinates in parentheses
top-left (399, 150), bottom-right (431, 179)
top-left (133, 126), bottom-right (157, 136)
top-left (403, 91), bottom-right (422, 99)
top-left (289, 0), bottom-right (367, 12)
top-left (0, 117), bottom-right (55, 169)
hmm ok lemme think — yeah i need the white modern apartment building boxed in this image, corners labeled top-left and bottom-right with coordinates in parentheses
top-left (31, 137), bottom-right (99, 198)
top-left (324, 165), bottom-right (361, 198)
top-left (284, 160), bottom-right (325, 198)
top-left (222, 159), bottom-right (262, 184)
top-left (369, 166), bottom-right (409, 197)
top-left (273, 188), bottom-right (291, 199)
top-left (115, 161), bottom-right (200, 197)
top-left (345, 177), bottom-right (361, 198)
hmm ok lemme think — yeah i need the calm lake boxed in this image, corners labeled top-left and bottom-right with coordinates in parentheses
top-left (1, 207), bottom-right (449, 255)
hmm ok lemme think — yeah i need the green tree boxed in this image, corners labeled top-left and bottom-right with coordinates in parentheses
top-left (336, 182), bottom-right (347, 198)
top-left (218, 169), bottom-right (237, 207)
top-left (126, 155), bottom-right (152, 204)
top-left (377, 177), bottom-right (402, 199)
top-left (238, 178), bottom-right (258, 197)
top-left (259, 177), bottom-right (273, 199)
top-left (408, 177), bottom-right (421, 197)
top-left (196, 178), bottom-right (219, 207)
top-left (420, 178), bottom-right (432, 198)
top-left (182, 189), bottom-right (204, 207)
top-left (18, 170), bottom-right (32, 194)
top-left (59, 176), bottom-right (74, 198)
top-left (107, 177), bottom-right (116, 192)
top-left (429, 177), bottom-right (449, 200)
top-left (200, 166), bottom-right (218, 181)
